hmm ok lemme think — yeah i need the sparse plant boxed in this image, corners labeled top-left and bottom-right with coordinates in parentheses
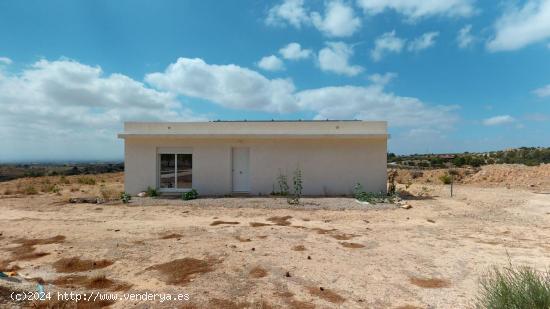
top-left (120, 192), bottom-right (131, 203)
top-left (286, 167), bottom-right (303, 205)
top-left (100, 185), bottom-right (118, 200)
top-left (23, 185), bottom-right (38, 195)
top-left (276, 171), bottom-right (290, 196)
top-left (355, 182), bottom-right (396, 204)
top-left (77, 176), bottom-right (96, 185)
top-left (146, 186), bottom-right (158, 197)
top-left (476, 264), bottom-right (550, 309)
top-left (182, 189), bottom-right (199, 200)
top-left (59, 175), bottom-right (70, 184)
top-left (439, 174), bottom-right (452, 185)
top-left (388, 169), bottom-right (397, 195)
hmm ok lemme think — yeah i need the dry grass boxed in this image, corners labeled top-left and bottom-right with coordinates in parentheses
top-left (53, 257), bottom-right (114, 273)
top-left (51, 274), bottom-right (132, 291)
top-left (292, 245), bottom-right (306, 251)
top-left (409, 276), bottom-right (450, 288)
top-left (146, 258), bottom-right (215, 285)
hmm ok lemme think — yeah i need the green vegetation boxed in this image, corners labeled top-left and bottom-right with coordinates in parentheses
top-left (388, 147), bottom-right (550, 169)
top-left (275, 171), bottom-right (289, 196)
top-left (354, 183), bottom-right (396, 204)
top-left (146, 186), bottom-right (158, 197)
top-left (287, 167), bottom-right (303, 205)
top-left (182, 189), bottom-right (199, 200)
top-left (476, 264), bottom-right (550, 309)
top-left (120, 192), bottom-right (131, 203)
top-left (439, 174), bottom-right (452, 184)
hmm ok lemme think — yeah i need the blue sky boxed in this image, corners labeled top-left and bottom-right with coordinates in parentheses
top-left (0, 0), bottom-right (549, 162)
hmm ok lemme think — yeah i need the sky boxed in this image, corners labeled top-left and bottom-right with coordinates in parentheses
top-left (0, 0), bottom-right (549, 162)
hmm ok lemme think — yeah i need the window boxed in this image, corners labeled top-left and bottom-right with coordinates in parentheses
top-left (159, 153), bottom-right (192, 190)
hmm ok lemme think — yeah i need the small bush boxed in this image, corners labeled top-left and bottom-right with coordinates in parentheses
top-left (77, 176), bottom-right (96, 185)
top-left (146, 186), bottom-right (158, 197)
top-left (275, 171), bottom-right (290, 196)
top-left (120, 192), bottom-right (131, 203)
top-left (439, 174), bottom-right (452, 185)
top-left (23, 185), bottom-right (38, 195)
top-left (100, 185), bottom-right (119, 200)
top-left (59, 175), bottom-right (70, 184)
top-left (354, 183), bottom-right (396, 204)
top-left (182, 189), bottom-right (198, 200)
top-left (287, 168), bottom-right (303, 205)
top-left (476, 264), bottom-right (550, 309)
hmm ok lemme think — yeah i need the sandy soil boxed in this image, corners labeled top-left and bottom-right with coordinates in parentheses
top-left (1, 172), bottom-right (550, 308)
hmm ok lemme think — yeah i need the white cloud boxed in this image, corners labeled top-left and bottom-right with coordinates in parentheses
top-left (482, 115), bottom-right (516, 126)
top-left (356, 0), bottom-right (476, 20)
top-left (371, 31), bottom-right (405, 61)
top-left (367, 72), bottom-right (397, 86)
top-left (317, 42), bottom-right (364, 76)
top-left (279, 42), bottom-right (312, 60)
top-left (487, 0), bottom-right (550, 52)
top-left (146, 57), bottom-right (298, 113)
top-left (457, 24), bottom-right (475, 49)
top-left (148, 57), bottom-right (456, 130)
top-left (311, 0), bottom-right (362, 37)
top-left (533, 84), bottom-right (550, 97)
top-left (266, 0), bottom-right (310, 28)
top-left (0, 57), bottom-right (12, 65)
top-left (407, 31), bottom-right (439, 52)
top-left (257, 55), bottom-right (285, 71)
top-left (0, 59), bottom-right (201, 161)
top-left (296, 85), bottom-right (458, 128)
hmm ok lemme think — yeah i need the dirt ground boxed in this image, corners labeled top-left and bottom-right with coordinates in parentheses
top-left (1, 168), bottom-right (550, 308)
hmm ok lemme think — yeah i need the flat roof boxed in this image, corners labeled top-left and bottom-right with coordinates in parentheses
top-left (118, 120), bottom-right (388, 139)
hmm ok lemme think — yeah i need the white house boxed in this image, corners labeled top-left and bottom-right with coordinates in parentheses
top-left (118, 120), bottom-right (388, 196)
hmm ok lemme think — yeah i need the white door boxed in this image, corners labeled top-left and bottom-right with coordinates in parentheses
top-left (232, 147), bottom-right (250, 192)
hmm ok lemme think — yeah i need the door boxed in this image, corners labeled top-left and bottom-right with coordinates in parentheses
top-left (232, 147), bottom-right (250, 192)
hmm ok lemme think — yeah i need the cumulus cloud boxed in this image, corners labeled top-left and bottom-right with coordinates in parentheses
top-left (407, 31), bottom-right (439, 52)
top-left (356, 0), bottom-right (476, 20)
top-left (311, 0), bottom-right (362, 37)
top-left (265, 0), bottom-right (310, 28)
top-left (145, 57), bottom-right (298, 113)
top-left (487, 0), bottom-right (550, 52)
top-left (533, 84), bottom-right (550, 97)
top-left (457, 24), bottom-right (475, 49)
top-left (0, 57), bottom-right (12, 65)
top-left (296, 85), bottom-right (459, 127)
top-left (371, 31), bottom-right (405, 61)
top-left (147, 57), bottom-right (456, 131)
top-left (257, 55), bottom-right (285, 71)
top-left (0, 59), bottom-right (200, 161)
top-left (279, 42), bottom-right (312, 60)
top-left (266, 0), bottom-right (362, 37)
top-left (482, 115), bottom-right (516, 126)
top-left (317, 42), bottom-right (364, 76)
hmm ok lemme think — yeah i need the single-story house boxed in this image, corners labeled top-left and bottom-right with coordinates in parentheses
top-left (118, 120), bottom-right (388, 196)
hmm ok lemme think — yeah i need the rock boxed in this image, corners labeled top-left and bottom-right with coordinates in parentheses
top-left (137, 192), bottom-right (147, 197)
top-left (68, 197), bottom-right (101, 204)
top-left (285, 271), bottom-right (291, 278)
top-left (400, 204), bottom-right (412, 209)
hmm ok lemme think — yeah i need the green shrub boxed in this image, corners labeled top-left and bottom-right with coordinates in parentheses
top-left (120, 192), bottom-right (131, 203)
top-left (439, 174), bottom-right (452, 184)
top-left (354, 183), bottom-right (395, 204)
top-left (287, 168), bottom-right (303, 205)
top-left (182, 189), bottom-right (199, 200)
top-left (77, 176), bottom-right (96, 185)
top-left (275, 171), bottom-right (290, 196)
top-left (476, 265), bottom-right (550, 309)
top-left (146, 186), bottom-right (158, 197)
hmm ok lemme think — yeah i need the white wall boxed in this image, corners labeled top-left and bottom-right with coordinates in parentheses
top-left (124, 137), bottom-right (387, 196)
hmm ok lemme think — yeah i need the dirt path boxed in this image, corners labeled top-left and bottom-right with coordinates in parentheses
top-left (1, 184), bottom-right (549, 308)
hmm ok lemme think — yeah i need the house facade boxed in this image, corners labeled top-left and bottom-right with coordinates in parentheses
top-left (118, 121), bottom-right (388, 196)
